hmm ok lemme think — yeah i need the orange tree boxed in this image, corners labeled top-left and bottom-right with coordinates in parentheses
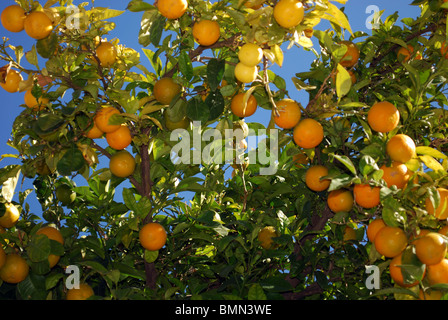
top-left (0, 0), bottom-right (447, 301)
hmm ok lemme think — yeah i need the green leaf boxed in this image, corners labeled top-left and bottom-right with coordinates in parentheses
top-left (145, 250), bottom-right (159, 263)
top-left (186, 97), bottom-right (210, 122)
top-left (149, 14), bottom-right (165, 46)
top-left (415, 146), bottom-right (447, 159)
top-left (205, 89), bottom-right (225, 121)
top-left (179, 50), bottom-right (194, 81)
top-left (127, 0), bottom-right (154, 12)
top-left (25, 45), bottom-right (39, 69)
top-left (248, 283), bottom-right (267, 300)
top-left (27, 234), bottom-right (51, 263)
top-left (335, 64), bottom-right (352, 99)
top-left (56, 145), bottom-right (86, 176)
top-left (207, 58), bottom-right (225, 91)
top-left (17, 274), bottom-right (47, 300)
top-left (331, 153), bottom-right (357, 175)
top-left (36, 33), bottom-right (58, 59)
top-left (142, 48), bottom-right (162, 75)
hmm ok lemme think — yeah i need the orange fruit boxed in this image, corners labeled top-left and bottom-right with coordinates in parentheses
top-left (397, 44), bottom-right (418, 62)
top-left (109, 150), bottom-right (136, 178)
top-left (415, 232), bottom-right (447, 266)
top-left (339, 41), bottom-right (360, 68)
top-left (426, 259), bottom-right (448, 285)
top-left (258, 226), bottom-right (278, 249)
top-left (192, 20), bottom-right (220, 46)
top-left (106, 125), bottom-right (132, 150)
top-left (441, 41), bottom-right (448, 59)
top-left (273, 99), bottom-right (301, 129)
top-left (238, 43), bottom-right (263, 67)
top-left (234, 62), bottom-right (258, 83)
top-left (327, 189), bottom-right (354, 213)
top-left (305, 165), bottom-right (330, 192)
top-left (419, 289), bottom-right (443, 300)
top-left (0, 246), bottom-right (6, 269)
top-left (438, 224), bottom-right (448, 236)
top-left (353, 184), bottom-right (381, 209)
top-left (425, 188), bottom-right (448, 220)
top-left (343, 226), bottom-right (357, 242)
top-left (24, 89), bottom-right (49, 111)
top-left (389, 252), bottom-right (422, 288)
top-left (0, 202), bottom-right (20, 229)
top-left (24, 11), bottom-right (53, 40)
top-left (85, 121), bottom-right (104, 139)
top-left (410, 228), bottom-right (431, 244)
top-left (293, 152), bottom-right (309, 167)
top-left (380, 161), bottom-right (410, 189)
top-left (139, 222), bottom-right (167, 251)
top-left (293, 118), bottom-right (324, 149)
top-left (273, 0), bottom-right (304, 29)
top-left (386, 134), bottom-right (416, 163)
top-left (157, 0), bottom-right (188, 19)
top-left (0, 69), bottom-right (23, 93)
top-left (36, 226), bottom-right (64, 268)
top-left (367, 101), bottom-right (400, 133)
top-left (153, 78), bottom-right (182, 105)
top-left (374, 226), bottom-right (408, 258)
top-left (331, 68), bottom-right (357, 84)
top-left (66, 283), bottom-right (94, 300)
top-left (94, 107), bottom-right (121, 133)
top-left (231, 92), bottom-right (258, 118)
top-left (95, 42), bottom-right (117, 67)
top-left (367, 218), bottom-right (386, 242)
top-left (0, 253), bottom-right (29, 284)
top-left (1, 5), bottom-right (26, 32)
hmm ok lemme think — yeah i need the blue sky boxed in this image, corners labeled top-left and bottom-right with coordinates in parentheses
top-left (0, 0), bottom-right (421, 214)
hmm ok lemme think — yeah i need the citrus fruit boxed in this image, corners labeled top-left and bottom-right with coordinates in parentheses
top-left (231, 92), bottom-right (258, 118)
top-left (153, 78), bottom-right (182, 105)
top-left (192, 20), bottom-right (220, 46)
top-left (55, 184), bottom-right (75, 206)
top-left (1, 5), bottom-right (26, 33)
top-left (157, 0), bottom-right (188, 19)
top-left (419, 289), bottom-right (443, 300)
top-left (164, 113), bottom-right (190, 131)
top-left (24, 11), bottom-right (53, 40)
top-left (95, 42), bottom-right (117, 67)
top-left (139, 222), bottom-right (167, 251)
top-left (426, 259), bottom-right (448, 285)
top-left (293, 152), bottom-right (309, 167)
top-left (397, 44), bottom-right (417, 62)
top-left (106, 125), bottom-right (132, 150)
top-left (273, 99), bottom-right (301, 129)
top-left (389, 252), bottom-right (422, 288)
top-left (327, 189), bottom-right (354, 213)
top-left (0, 202), bottom-right (20, 229)
top-left (410, 228), bottom-right (431, 244)
top-left (0, 246), bottom-right (5, 269)
top-left (0, 69), bottom-right (23, 93)
top-left (305, 165), bottom-right (330, 192)
top-left (24, 89), bottom-right (49, 111)
top-left (353, 184), bottom-right (380, 209)
top-left (258, 226), bottom-right (278, 249)
top-left (414, 232), bottom-right (447, 266)
top-left (374, 226), bottom-right (408, 258)
top-left (0, 253), bottom-right (29, 284)
top-left (339, 41), bottom-right (360, 68)
top-left (380, 161), bottom-right (410, 189)
top-left (367, 101), bottom-right (400, 133)
top-left (293, 118), bottom-right (324, 149)
top-left (109, 150), bottom-right (136, 178)
top-left (386, 134), bottom-right (416, 163)
top-left (66, 283), bottom-right (94, 300)
top-left (438, 224), bottom-right (448, 236)
top-left (36, 226), bottom-right (64, 268)
top-left (441, 41), bottom-right (448, 59)
top-left (234, 62), bottom-right (258, 83)
top-left (94, 107), bottom-right (121, 133)
top-left (425, 188), bottom-right (448, 220)
top-left (238, 43), bottom-right (263, 67)
top-left (273, 0), bottom-right (304, 29)
top-left (331, 68), bottom-right (357, 84)
top-left (367, 218), bottom-right (386, 242)
top-left (85, 121), bottom-right (104, 139)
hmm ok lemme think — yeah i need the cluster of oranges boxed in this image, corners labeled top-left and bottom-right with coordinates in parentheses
top-left (1, 5), bottom-right (53, 40)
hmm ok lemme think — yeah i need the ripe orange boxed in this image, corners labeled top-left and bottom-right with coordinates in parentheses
top-left (389, 252), bottom-right (422, 288)
top-left (367, 101), bottom-right (400, 133)
top-left (438, 224), bottom-right (448, 236)
top-left (24, 11), bottom-right (53, 40)
top-left (367, 218), bottom-right (386, 242)
top-left (327, 189), bottom-right (354, 213)
top-left (238, 43), bottom-right (263, 67)
top-left (293, 152), bottom-right (309, 167)
top-left (293, 118), bottom-right (324, 149)
top-left (234, 62), bottom-right (258, 83)
top-left (425, 188), bottom-right (448, 220)
top-left (109, 150), bottom-right (136, 178)
top-left (441, 41), bottom-right (448, 59)
top-left (0, 246), bottom-right (5, 269)
top-left (95, 42), bottom-right (117, 67)
top-left (380, 161), bottom-right (410, 189)
top-left (397, 45), bottom-right (418, 62)
top-left (273, 99), bottom-right (301, 129)
top-left (192, 20), bottom-right (220, 46)
top-left (1, 5), bottom-right (26, 32)
top-left (94, 107), bottom-right (121, 133)
top-left (410, 228), bottom-right (431, 244)
top-left (0, 253), bottom-right (29, 284)
top-left (386, 134), bottom-right (416, 163)
top-left (273, 0), bottom-right (304, 29)
top-left (24, 89), bottom-right (49, 111)
top-left (374, 226), bottom-right (408, 258)
top-left (36, 226), bottom-right (64, 268)
top-left (139, 222), bottom-right (167, 251)
top-left (415, 232), bottom-right (447, 266)
top-left (153, 78), bottom-right (182, 105)
top-left (231, 92), bottom-right (258, 118)
top-left (353, 184), bottom-right (381, 209)
top-left (106, 125), bottom-right (132, 150)
top-left (426, 259), bottom-right (448, 285)
top-left (157, 0), bottom-right (188, 19)
top-left (258, 226), bottom-right (278, 249)
top-left (0, 202), bottom-right (20, 229)
top-left (66, 283), bottom-right (94, 300)
top-left (419, 289), bottom-right (443, 300)
top-left (0, 69), bottom-right (23, 93)
top-left (305, 165), bottom-right (330, 192)
top-left (339, 41), bottom-right (360, 68)
top-left (85, 121), bottom-right (104, 139)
